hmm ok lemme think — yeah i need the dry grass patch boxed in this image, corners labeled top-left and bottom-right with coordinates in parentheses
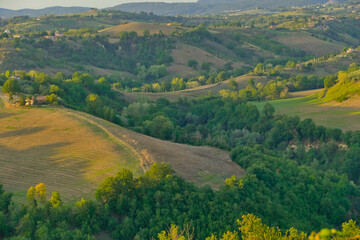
top-left (289, 89), bottom-right (323, 98)
top-left (168, 42), bottom-right (228, 77)
top-left (72, 111), bottom-right (244, 190)
top-left (272, 31), bottom-right (344, 57)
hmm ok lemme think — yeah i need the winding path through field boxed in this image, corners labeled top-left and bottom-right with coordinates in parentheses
top-left (67, 109), bottom-right (244, 189)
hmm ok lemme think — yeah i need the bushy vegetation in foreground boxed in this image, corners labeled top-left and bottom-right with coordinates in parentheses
top-left (0, 162), bottom-right (360, 239)
top-left (0, 163), bottom-right (359, 239)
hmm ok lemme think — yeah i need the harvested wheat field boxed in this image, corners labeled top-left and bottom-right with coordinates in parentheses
top-left (0, 106), bottom-right (143, 203)
top-left (0, 104), bottom-right (243, 202)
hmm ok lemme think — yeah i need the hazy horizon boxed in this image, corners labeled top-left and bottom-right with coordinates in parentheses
top-left (0, 0), bottom-right (197, 10)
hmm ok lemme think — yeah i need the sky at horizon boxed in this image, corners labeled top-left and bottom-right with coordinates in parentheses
top-left (0, 0), bottom-right (196, 10)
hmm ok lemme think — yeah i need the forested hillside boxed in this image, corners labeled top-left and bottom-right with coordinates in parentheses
top-left (0, 163), bottom-right (359, 239)
top-left (1, 67), bottom-right (360, 239)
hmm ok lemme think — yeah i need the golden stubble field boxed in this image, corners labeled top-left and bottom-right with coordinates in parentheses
top-left (0, 104), bottom-right (243, 203)
top-left (0, 107), bottom-right (142, 202)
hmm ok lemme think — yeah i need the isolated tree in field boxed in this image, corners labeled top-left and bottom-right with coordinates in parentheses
top-left (2, 79), bottom-right (20, 95)
top-left (201, 62), bottom-right (212, 72)
top-left (188, 59), bottom-right (198, 70)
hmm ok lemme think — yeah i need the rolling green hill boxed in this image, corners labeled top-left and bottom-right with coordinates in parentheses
top-left (254, 72), bottom-right (360, 132)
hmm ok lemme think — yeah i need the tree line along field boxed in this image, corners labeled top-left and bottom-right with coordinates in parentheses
top-left (119, 75), bottom-right (267, 102)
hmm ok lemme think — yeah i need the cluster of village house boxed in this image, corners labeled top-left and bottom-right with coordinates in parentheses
top-left (25, 96), bottom-right (47, 106)
top-left (5, 76), bottom-right (48, 106)
top-left (3, 29), bottom-right (65, 41)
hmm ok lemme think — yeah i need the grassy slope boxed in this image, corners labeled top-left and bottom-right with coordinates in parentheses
top-left (254, 89), bottom-right (360, 131)
top-left (168, 42), bottom-right (229, 78)
top-left (322, 79), bottom-right (360, 103)
top-left (0, 100), bottom-right (243, 203)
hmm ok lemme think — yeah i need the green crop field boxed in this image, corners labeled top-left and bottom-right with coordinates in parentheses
top-left (254, 92), bottom-right (360, 131)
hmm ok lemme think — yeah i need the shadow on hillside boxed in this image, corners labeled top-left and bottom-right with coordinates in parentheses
top-left (0, 112), bottom-right (16, 120)
top-left (0, 126), bottom-right (47, 138)
top-left (0, 141), bottom-right (93, 201)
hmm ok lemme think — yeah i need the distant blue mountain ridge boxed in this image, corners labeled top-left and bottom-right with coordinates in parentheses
top-left (0, 6), bottom-right (90, 19)
top-left (0, 0), bottom-right (349, 18)
top-left (110, 0), bottom-right (348, 15)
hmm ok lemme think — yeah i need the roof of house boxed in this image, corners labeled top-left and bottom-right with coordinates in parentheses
top-left (35, 96), bottom-right (47, 101)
